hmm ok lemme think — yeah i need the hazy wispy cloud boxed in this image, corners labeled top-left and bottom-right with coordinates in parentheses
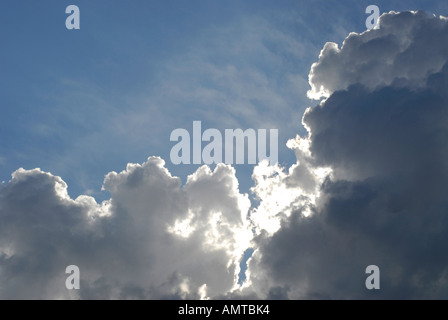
top-left (29, 14), bottom-right (312, 198)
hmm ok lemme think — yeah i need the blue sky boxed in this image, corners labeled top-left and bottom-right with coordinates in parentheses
top-left (1, 0), bottom-right (447, 200)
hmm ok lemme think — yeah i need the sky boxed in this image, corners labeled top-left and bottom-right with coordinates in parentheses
top-left (1, 0), bottom-right (448, 299)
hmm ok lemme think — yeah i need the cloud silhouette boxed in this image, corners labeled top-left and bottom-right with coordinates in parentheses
top-left (245, 11), bottom-right (448, 299)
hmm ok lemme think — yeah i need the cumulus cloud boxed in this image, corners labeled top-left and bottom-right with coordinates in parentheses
top-left (307, 11), bottom-right (448, 99)
top-left (2, 10), bottom-right (448, 300)
top-left (243, 11), bottom-right (448, 299)
top-left (0, 159), bottom-right (251, 299)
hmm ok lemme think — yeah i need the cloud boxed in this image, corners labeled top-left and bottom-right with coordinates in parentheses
top-left (2, 10), bottom-right (448, 300)
top-left (243, 11), bottom-right (448, 299)
top-left (307, 11), bottom-right (448, 100)
top-left (0, 159), bottom-right (251, 299)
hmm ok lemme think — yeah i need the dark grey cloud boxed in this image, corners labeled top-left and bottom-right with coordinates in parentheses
top-left (246, 11), bottom-right (448, 299)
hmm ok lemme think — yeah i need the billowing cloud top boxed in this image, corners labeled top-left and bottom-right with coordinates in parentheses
top-left (308, 11), bottom-right (448, 99)
top-left (2, 11), bottom-right (448, 299)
